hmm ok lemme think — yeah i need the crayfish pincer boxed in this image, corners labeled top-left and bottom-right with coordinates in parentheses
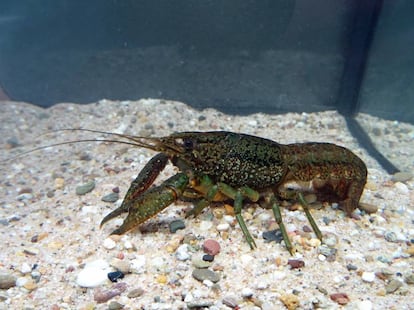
top-left (92, 130), bottom-right (367, 255)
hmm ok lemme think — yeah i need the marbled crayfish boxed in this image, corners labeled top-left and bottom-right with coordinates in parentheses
top-left (15, 129), bottom-right (369, 254)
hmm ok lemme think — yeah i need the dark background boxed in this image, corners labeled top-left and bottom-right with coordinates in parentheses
top-left (0, 0), bottom-right (413, 123)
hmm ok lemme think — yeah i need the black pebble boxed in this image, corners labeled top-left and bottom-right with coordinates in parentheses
top-left (346, 264), bottom-right (358, 271)
top-left (108, 271), bottom-right (125, 282)
top-left (202, 254), bottom-right (214, 262)
top-left (262, 229), bottom-right (284, 243)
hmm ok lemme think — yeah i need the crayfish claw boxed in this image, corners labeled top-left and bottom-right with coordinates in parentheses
top-left (100, 205), bottom-right (128, 228)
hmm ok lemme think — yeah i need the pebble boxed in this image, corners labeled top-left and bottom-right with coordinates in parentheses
top-left (279, 293), bottom-right (300, 310)
top-left (202, 239), bottom-right (221, 256)
top-left (377, 255), bottom-right (392, 264)
top-left (23, 279), bottom-right (37, 291)
top-left (357, 300), bottom-right (373, 310)
top-left (169, 219), bottom-right (186, 233)
top-left (192, 256), bottom-right (212, 269)
top-left (103, 237), bottom-right (117, 249)
top-left (130, 256), bottom-right (146, 274)
top-left (127, 287), bottom-right (144, 298)
top-left (31, 271), bottom-right (41, 283)
top-left (318, 254), bottom-right (327, 262)
top-left (54, 177), bottom-right (65, 190)
top-left (24, 247), bottom-right (40, 255)
top-left (302, 225), bottom-right (312, 233)
top-left (346, 264), bottom-right (358, 271)
top-left (187, 301), bottom-right (214, 308)
top-left (216, 223), bottom-right (230, 231)
top-left (108, 301), bottom-right (124, 310)
top-left (176, 244), bottom-right (191, 261)
top-left (288, 259), bottom-right (305, 269)
top-left (385, 279), bottom-right (402, 294)
top-left (16, 193), bottom-right (33, 201)
top-left (6, 136), bottom-right (20, 148)
top-left (262, 229), bottom-right (283, 243)
top-left (111, 258), bottom-right (131, 274)
top-left (108, 271), bottom-right (125, 282)
top-left (318, 244), bottom-right (337, 260)
top-left (156, 274), bottom-right (167, 284)
top-left (101, 192), bottom-right (119, 203)
top-left (75, 180), bottom-right (96, 195)
top-left (361, 271), bottom-right (376, 283)
top-left (0, 272), bottom-right (16, 289)
top-left (392, 172), bottom-right (413, 182)
top-left (192, 268), bottom-right (220, 283)
top-left (76, 260), bottom-right (111, 287)
top-left (241, 287), bottom-right (254, 298)
top-left (20, 263), bottom-right (32, 274)
top-left (384, 231), bottom-right (399, 243)
top-left (406, 245), bottom-right (414, 256)
top-left (307, 238), bottom-right (321, 247)
top-left (15, 276), bottom-right (28, 287)
top-left (330, 293), bottom-right (350, 305)
top-left (358, 202), bottom-right (378, 214)
top-left (376, 268), bottom-right (393, 280)
top-left (393, 182), bottom-right (409, 194)
top-left (405, 273), bottom-right (414, 284)
top-left (94, 282), bottom-right (127, 303)
top-left (202, 254), bottom-right (214, 262)
top-left (222, 296), bottom-right (239, 308)
top-left (123, 239), bottom-right (134, 250)
top-left (199, 221), bottom-right (213, 231)
top-left (223, 215), bottom-right (235, 225)
top-left (323, 234), bottom-right (338, 247)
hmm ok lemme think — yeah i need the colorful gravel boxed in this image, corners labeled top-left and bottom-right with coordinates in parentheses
top-left (0, 99), bottom-right (413, 309)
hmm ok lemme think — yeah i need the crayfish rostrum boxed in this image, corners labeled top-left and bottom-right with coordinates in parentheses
top-left (15, 129), bottom-right (369, 254)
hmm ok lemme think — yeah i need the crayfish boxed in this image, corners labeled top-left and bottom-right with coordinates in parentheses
top-left (12, 129), bottom-right (368, 254)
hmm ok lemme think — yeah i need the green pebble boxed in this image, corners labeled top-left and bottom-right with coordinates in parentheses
top-left (385, 279), bottom-right (402, 294)
top-left (192, 268), bottom-right (220, 283)
top-left (191, 257), bottom-right (212, 269)
top-left (75, 180), bottom-right (95, 195)
top-left (127, 288), bottom-right (144, 298)
top-left (101, 192), bottom-right (119, 203)
top-left (108, 301), bottom-right (124, 310)
top-left (169, 220), bottom-right (186, 233)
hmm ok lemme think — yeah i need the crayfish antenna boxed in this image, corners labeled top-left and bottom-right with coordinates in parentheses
top-left (0, 128), bottom-right (164, 162)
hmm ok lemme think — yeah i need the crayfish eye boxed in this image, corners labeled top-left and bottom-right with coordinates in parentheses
top-left (183, 138), bottom-right (194, 150)
top-left (175, 138), bottom-right (194, 150)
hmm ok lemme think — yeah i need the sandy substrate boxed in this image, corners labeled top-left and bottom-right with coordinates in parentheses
top-left (0, 99), bottom-right (413, 309)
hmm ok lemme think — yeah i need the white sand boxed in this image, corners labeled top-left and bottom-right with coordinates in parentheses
top-left (0, 99), bottom-right (413, 309)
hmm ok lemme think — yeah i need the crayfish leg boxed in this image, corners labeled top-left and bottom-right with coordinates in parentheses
top-left (184, 198), bottom-right (210, 218)
top-left (269, 195), bottom-right (294, 255)
top-left (297, 193), bottom-right (323, 241)
top-left (234, 191), bottom-right (257, 249)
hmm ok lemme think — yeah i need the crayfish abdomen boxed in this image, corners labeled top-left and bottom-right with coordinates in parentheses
top-left (279, 142), bottom-right (367, 215)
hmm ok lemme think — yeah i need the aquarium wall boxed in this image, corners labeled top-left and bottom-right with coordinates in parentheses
top-left (0, 0), bottom-right (412, 123)
top-left (358, 0), bottom-right (414, 123)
